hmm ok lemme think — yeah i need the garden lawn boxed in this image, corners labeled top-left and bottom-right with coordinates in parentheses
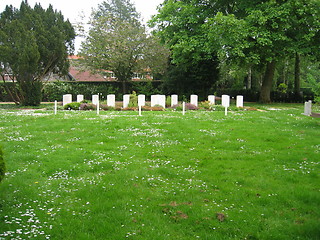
top-left (0, 104), bottom-right (319, 239)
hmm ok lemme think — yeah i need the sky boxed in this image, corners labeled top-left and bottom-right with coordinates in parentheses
top-left (0, 0), bottom-right (164, 51)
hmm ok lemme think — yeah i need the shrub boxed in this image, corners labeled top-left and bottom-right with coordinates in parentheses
top-left (80, 103), bottom-right (96, 111)
top-left (128, 91), bottom-right (138, 108)
top-left (166, 96), bottom-right (171, 107)
top-left (185, 103), bottom-right (198, 110)
top-left (64, 102), bottom-right (81, 110)
top-left (100, 104), bottom-right (114, 111)
top-left (142, 106), bottom-right (164, 111)
top-left (199, 101), bottom-right (214, 110)
top-left (0, 146), bottom-right (5, 183)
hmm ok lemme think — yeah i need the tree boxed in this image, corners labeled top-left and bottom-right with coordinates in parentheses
top-left (0, 1), bottom-right (75, 106)
top-left (204, 0), bottom-right (320, 103)
top-left (152, 0), bottom-right (320, 103)
top-left (80, 0), bottom-right (169, 94)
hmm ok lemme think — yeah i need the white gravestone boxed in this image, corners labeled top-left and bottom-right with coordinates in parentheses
top-left (158, 95), bottom-right (166, 108)
top-left (208, 95), bottom-right (215, 105)
top-left (107, 94), bottom-right (115, 107)
top-left (123, 94), bottom-right (130, 108)
top-left (303, 100), bottom-right (312, 116)
top-left (190, 95), bottom-right (198, 107)
top-left (151, 95), bottom-right (166, 108)
top-left (236, 95), bottom-right (244, 108)
top-left (138, 95), bottom-right (146, 107)
top-left (171, 95), bottom-right (178, 107)
top-left (63, 94), bottom-right (72, 106)
top-left (221, 95), bottom-right (230, 108)
top-left (92, 95), bottom-right (99, 105)
top-left (77, 95), bottom-right (84, 103)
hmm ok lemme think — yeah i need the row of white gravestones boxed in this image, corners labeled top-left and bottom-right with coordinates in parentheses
top-left (63, 94), bottom-right (244, 108)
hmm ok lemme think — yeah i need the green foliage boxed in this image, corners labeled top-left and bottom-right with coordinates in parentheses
top-left (128, 91), bottom-right (138, 108)
top-left (80, 0), bottom-right (169, 94)
top-left (0, 146), bottom-right (5, 183)
top-left (199, 101), bottom-right (214, 110)
top-left (277, 83), bottom-right (288, 94)
top-left (42, 82), bottom-right (119, 102)
top-left (0, 2), bottom-right (75, 106)
top-left (63, 102), bottom-right (81, 110)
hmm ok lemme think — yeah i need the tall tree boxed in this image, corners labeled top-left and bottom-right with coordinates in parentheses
top-left (80, 0), bottom-right (169, 94)
top-left (153, 0), bottom-right (320, 103)
top-left (0, 1), bottom-right (75, 106)
top-left (204, 0), bottom-right (320, 103)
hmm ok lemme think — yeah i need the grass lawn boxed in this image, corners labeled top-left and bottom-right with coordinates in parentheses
top-left (0, 103), bottom-right (319, 239)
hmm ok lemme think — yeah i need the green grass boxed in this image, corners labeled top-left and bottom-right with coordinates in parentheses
top-left (0, 104), bottom-right (319, 239)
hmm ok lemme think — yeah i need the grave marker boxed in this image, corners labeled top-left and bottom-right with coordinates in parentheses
top-left (208, 95), bottom-right (215, 105)
top-left (171, 95), bottom-right (178, 106)
top-left (123, 94), bottom-right (130, 108)
top-left (151, 95), bottom-right (166, 108)
top-left (92, 95), bottom-right (99, 105)
top-left (138, 94), bottom-right (146, 107)
top-left (190, 95), bottom-right (198, 107)
top-left (63, 94), bottom-right (72, 106)
top-left (303, 100), bottom-right (312, 116)
top-left (236, 95), bottom-right (244, 108)
top-left (77, 95), bottom-right (84, 103)
top-left (107, 94), bottom-right (115, 107)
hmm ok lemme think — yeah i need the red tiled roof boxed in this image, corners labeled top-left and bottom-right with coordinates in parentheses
top-left (69, 67), bottom-right (108, 82)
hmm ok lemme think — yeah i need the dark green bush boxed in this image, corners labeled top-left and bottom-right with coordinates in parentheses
top-left (0, 146), bottom-right (5, 183)
top-left (64, 102), bottom-right (81, 110)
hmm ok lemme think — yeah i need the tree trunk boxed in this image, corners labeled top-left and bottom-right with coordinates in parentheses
top-left (246, 66), bottom-right (252, 90)
top-left (294, 52), bottom-right (302, 98)
top-left (259, 61), bottom-right (276, 103)
top-left (18, 73), bottom-right (42, 106)
top-left (121, 80), bottom-right (127, 94)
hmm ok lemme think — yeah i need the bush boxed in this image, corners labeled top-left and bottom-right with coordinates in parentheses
top-left (64, 102), bottom-right (81, 110)
top-left (0, 146), bottom-right (5, 183)
top-left (80, 103), bottom-right (96, 110)
top-left (141, 106), bottom-right (164, 111)
top-left (100, 104), bottom-right (114, 111)
top-left (128, 91), bottom-right (138, 108)
top-left (199, 101), bottom-right (214, 110)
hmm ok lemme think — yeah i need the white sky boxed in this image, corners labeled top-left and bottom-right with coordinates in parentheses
top-left (0, 0), bottom-right (164, 52)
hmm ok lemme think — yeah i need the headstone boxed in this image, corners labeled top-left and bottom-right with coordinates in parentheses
top-left (151, 95), bottom-right (166, 108)
top-left (236, 95), bottom-right (244, 108)
top-left (208, 95), bottom-right (215, 105)
top-left (123, 94), bottom-right (130, 108)
top-left (107, 94), bottom-right (116, 107)
top-left (63, 94), bottom-right (72, 106)
top-left (92, 95), bottom-right (99, 105)
top-left (171, 94), bottom-right (178, 106)
top-left (190, 95), bottom-right (198, 107)
top-left (303, 100), bottom-right (312, 116)
top-left (77, 95), bottom-right (84, 103)
top-left (221, 95), bottom-right (230, 108)
top-left (158, 95), bottom-right (166, 108)
top-left (138, 94), bottom-right (146, 107)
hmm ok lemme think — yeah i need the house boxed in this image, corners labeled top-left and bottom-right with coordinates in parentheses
top-left (66, 56), bottom-right (154, 82)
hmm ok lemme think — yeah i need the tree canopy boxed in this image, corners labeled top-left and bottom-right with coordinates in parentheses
top-left (151, 0), bottom-right (320, 103)
top-left (0, 1), bottom-right (75, 106)
top-left (80, 0), bottom-right (169, 94)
